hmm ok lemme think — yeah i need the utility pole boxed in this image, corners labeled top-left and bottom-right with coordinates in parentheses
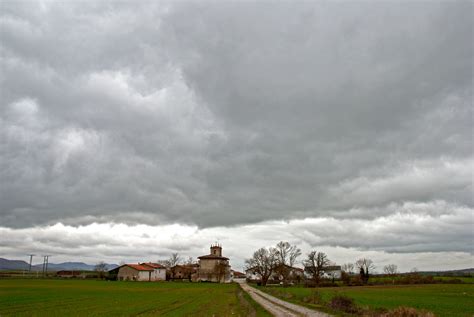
top-left (28, 254), bottom-right (35, 272)
top-left (42, 256), bottom-right (46, 276)
top-left (44, 255), bottom-right (50, 277)
top-left (42, 255), bottom-right (51, 277)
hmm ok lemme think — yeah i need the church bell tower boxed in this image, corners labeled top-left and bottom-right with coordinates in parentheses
top-left (210, 243), bottom-right (222, 257)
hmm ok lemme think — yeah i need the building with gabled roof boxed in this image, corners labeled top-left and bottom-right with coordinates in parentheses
top-left (170, 263), bottom-right (199, 281)
top-left (231, 270), bottom-right (246, 279)
top-left (141, 262), bottom-right (166, 269)
top-left (111, 262), bottom-right (166, 281)
top-left (303, 265), bottom-right (342, 280)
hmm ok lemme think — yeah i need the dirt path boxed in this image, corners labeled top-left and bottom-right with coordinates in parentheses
top-left (237, 280), bottom-right (331, 317)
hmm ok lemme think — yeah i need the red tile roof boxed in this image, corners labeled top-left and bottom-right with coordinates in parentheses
top-left (141, 262), bottom-right (166, 269)
top-left (125, 264), bottom-right (154, 271)
top-left (232, 270), bottom-right (246, 278)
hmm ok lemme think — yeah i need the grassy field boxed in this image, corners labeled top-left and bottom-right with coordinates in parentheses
top-left (258, 283), bottom-right (474, 316)
top-left (0, 279), bottom-right (271, 316)
top-left (368, 275), bottom-right (474, 284)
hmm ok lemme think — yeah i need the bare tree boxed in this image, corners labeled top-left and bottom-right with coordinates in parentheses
top-left (245, 247), bottom-right (278, 286)
top-left (356, 258), bottom-right (375, 284)
top-left (303, 251), bottom-right (330, 285)
top-left (186, 256), bottom-right (195, 265)
top-left (342, 263), bottom-right (355, 274)
top-left (274, 241), bottom-right (302, 285)
top-left (215, 260), bottom-right (229, 282)
top-left (169, 253), bottom-right (181, 267)
top-left (383, 264), bottom-right (398, 276)
top-left (95, 261), bottom-right (108, 279)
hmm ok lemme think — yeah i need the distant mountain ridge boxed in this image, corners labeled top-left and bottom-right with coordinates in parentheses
top-left (0, 258), bottom-right (118, 271)
top-left (0, 258), bottom-right (29, 271)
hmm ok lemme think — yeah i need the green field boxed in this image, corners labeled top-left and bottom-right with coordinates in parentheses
top-left (258, 283), bottom-right (474, 316)
top-left (0, 279), bottom-right (271, 316)
top-left (368, 275), bottom-right (474, 285)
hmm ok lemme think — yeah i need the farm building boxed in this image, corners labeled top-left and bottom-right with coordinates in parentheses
top-left (303, 265), bottom-right (342, 279)
top-left (197, 244), bottom-right (231, 283)
top-left (320, 265), bottom-right (342, 279)
top-left (245, 264), bottom-right (304, 283)
top-left (170, 264), bottom-right (199, 281)
top-left (231, 270), bottom-right (246, 279)
top-left (110, 263), bottom-right (166, 281)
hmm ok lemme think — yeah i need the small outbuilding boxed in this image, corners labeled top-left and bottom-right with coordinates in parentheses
top-left (231, 270), bottom-right (246, 279)
top-left (170, 264), bottom-right (199, 281)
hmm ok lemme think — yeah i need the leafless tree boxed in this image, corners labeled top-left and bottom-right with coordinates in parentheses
top-left (215, 260), bottom-right (229, 282)
top-left (383, 264), bottom-right (398, 276)
top-left (342, 263), bottom-right (355, 274)
top-left (303, 251), bottom-right (330, 285)
top-left (156, 259), bottom-right (171, 268)
top-left (245, 247), bottom-right (278, 286)
top-left (274, 241), bottom-right (302, 285)
top-left (94, 261), bottom-right (108, 279)
top-left (356, 258), bottom-right (375, 284)
top-left (169, 253), bottom-right (181, 267)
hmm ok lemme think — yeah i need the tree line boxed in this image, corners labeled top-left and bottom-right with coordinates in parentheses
top-left (246, 241), bottom-right (399, 286)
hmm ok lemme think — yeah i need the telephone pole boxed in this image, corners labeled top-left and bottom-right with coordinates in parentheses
top-left (44, 255), bottom-right (50, 277)
top-left (28, 254), bottom-right (35, 272)
top-left (42, 256), bottom-right (46, 276)
top-left (42, 255), bottom-right (51, 277)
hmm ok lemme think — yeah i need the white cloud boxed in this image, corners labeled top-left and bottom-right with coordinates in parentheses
top-left (0, 206), bottom-right (472, 272)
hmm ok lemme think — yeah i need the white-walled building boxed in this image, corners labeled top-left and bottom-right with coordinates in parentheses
top-left (113, 263), bottom-right (166, 281)
top-left (303, 265), bottom-right (342, 280)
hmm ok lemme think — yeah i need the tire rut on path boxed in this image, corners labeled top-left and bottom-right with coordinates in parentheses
top-left (237, 280), bottom-right (331, 317)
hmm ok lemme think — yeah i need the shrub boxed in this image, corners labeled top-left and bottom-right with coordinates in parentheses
top-left (319, 281), bottom-right (338, 287)
top-left (328, 294), bottom-right (360, 313)
top-left (440, 278), bottom-right (462, 284)
top-left (396, 274), bottom-right (437, 285)
top-left (351, 275), bottom-right (364, 286)
top-left (341, 271), bottom-right (351, 285)
top-left (304, 281), bottom-right (316, 288)
top-left (380, 306), bottom-right (436, 317)
top-left (302, 290), bottom-right (323, 304)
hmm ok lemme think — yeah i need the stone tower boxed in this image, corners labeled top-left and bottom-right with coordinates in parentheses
top-left (198, 243), bottom-right (230, 283)
top-left (210, 244), bottom-right (222, 257)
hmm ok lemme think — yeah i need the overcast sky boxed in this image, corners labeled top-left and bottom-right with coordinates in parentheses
top-left (1, 0), bottom-right (472, 272)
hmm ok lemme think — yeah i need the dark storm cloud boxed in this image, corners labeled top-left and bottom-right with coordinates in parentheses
top-left (0, 1), bottom-right (472, 256)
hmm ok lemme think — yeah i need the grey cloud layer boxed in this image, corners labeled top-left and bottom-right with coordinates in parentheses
top-left (0, 1), bottom-right (472, 256)
top-left (1, 207), bottom-right (472, 272)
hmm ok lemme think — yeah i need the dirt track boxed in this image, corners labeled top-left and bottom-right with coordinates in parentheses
top-left (237, 280), bottom-right (331, 317)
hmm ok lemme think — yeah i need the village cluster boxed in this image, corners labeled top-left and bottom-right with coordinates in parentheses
top-left (109, 244), bottom-right (233, 282)
top-left (107, 243), bottom-right (342, 285)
